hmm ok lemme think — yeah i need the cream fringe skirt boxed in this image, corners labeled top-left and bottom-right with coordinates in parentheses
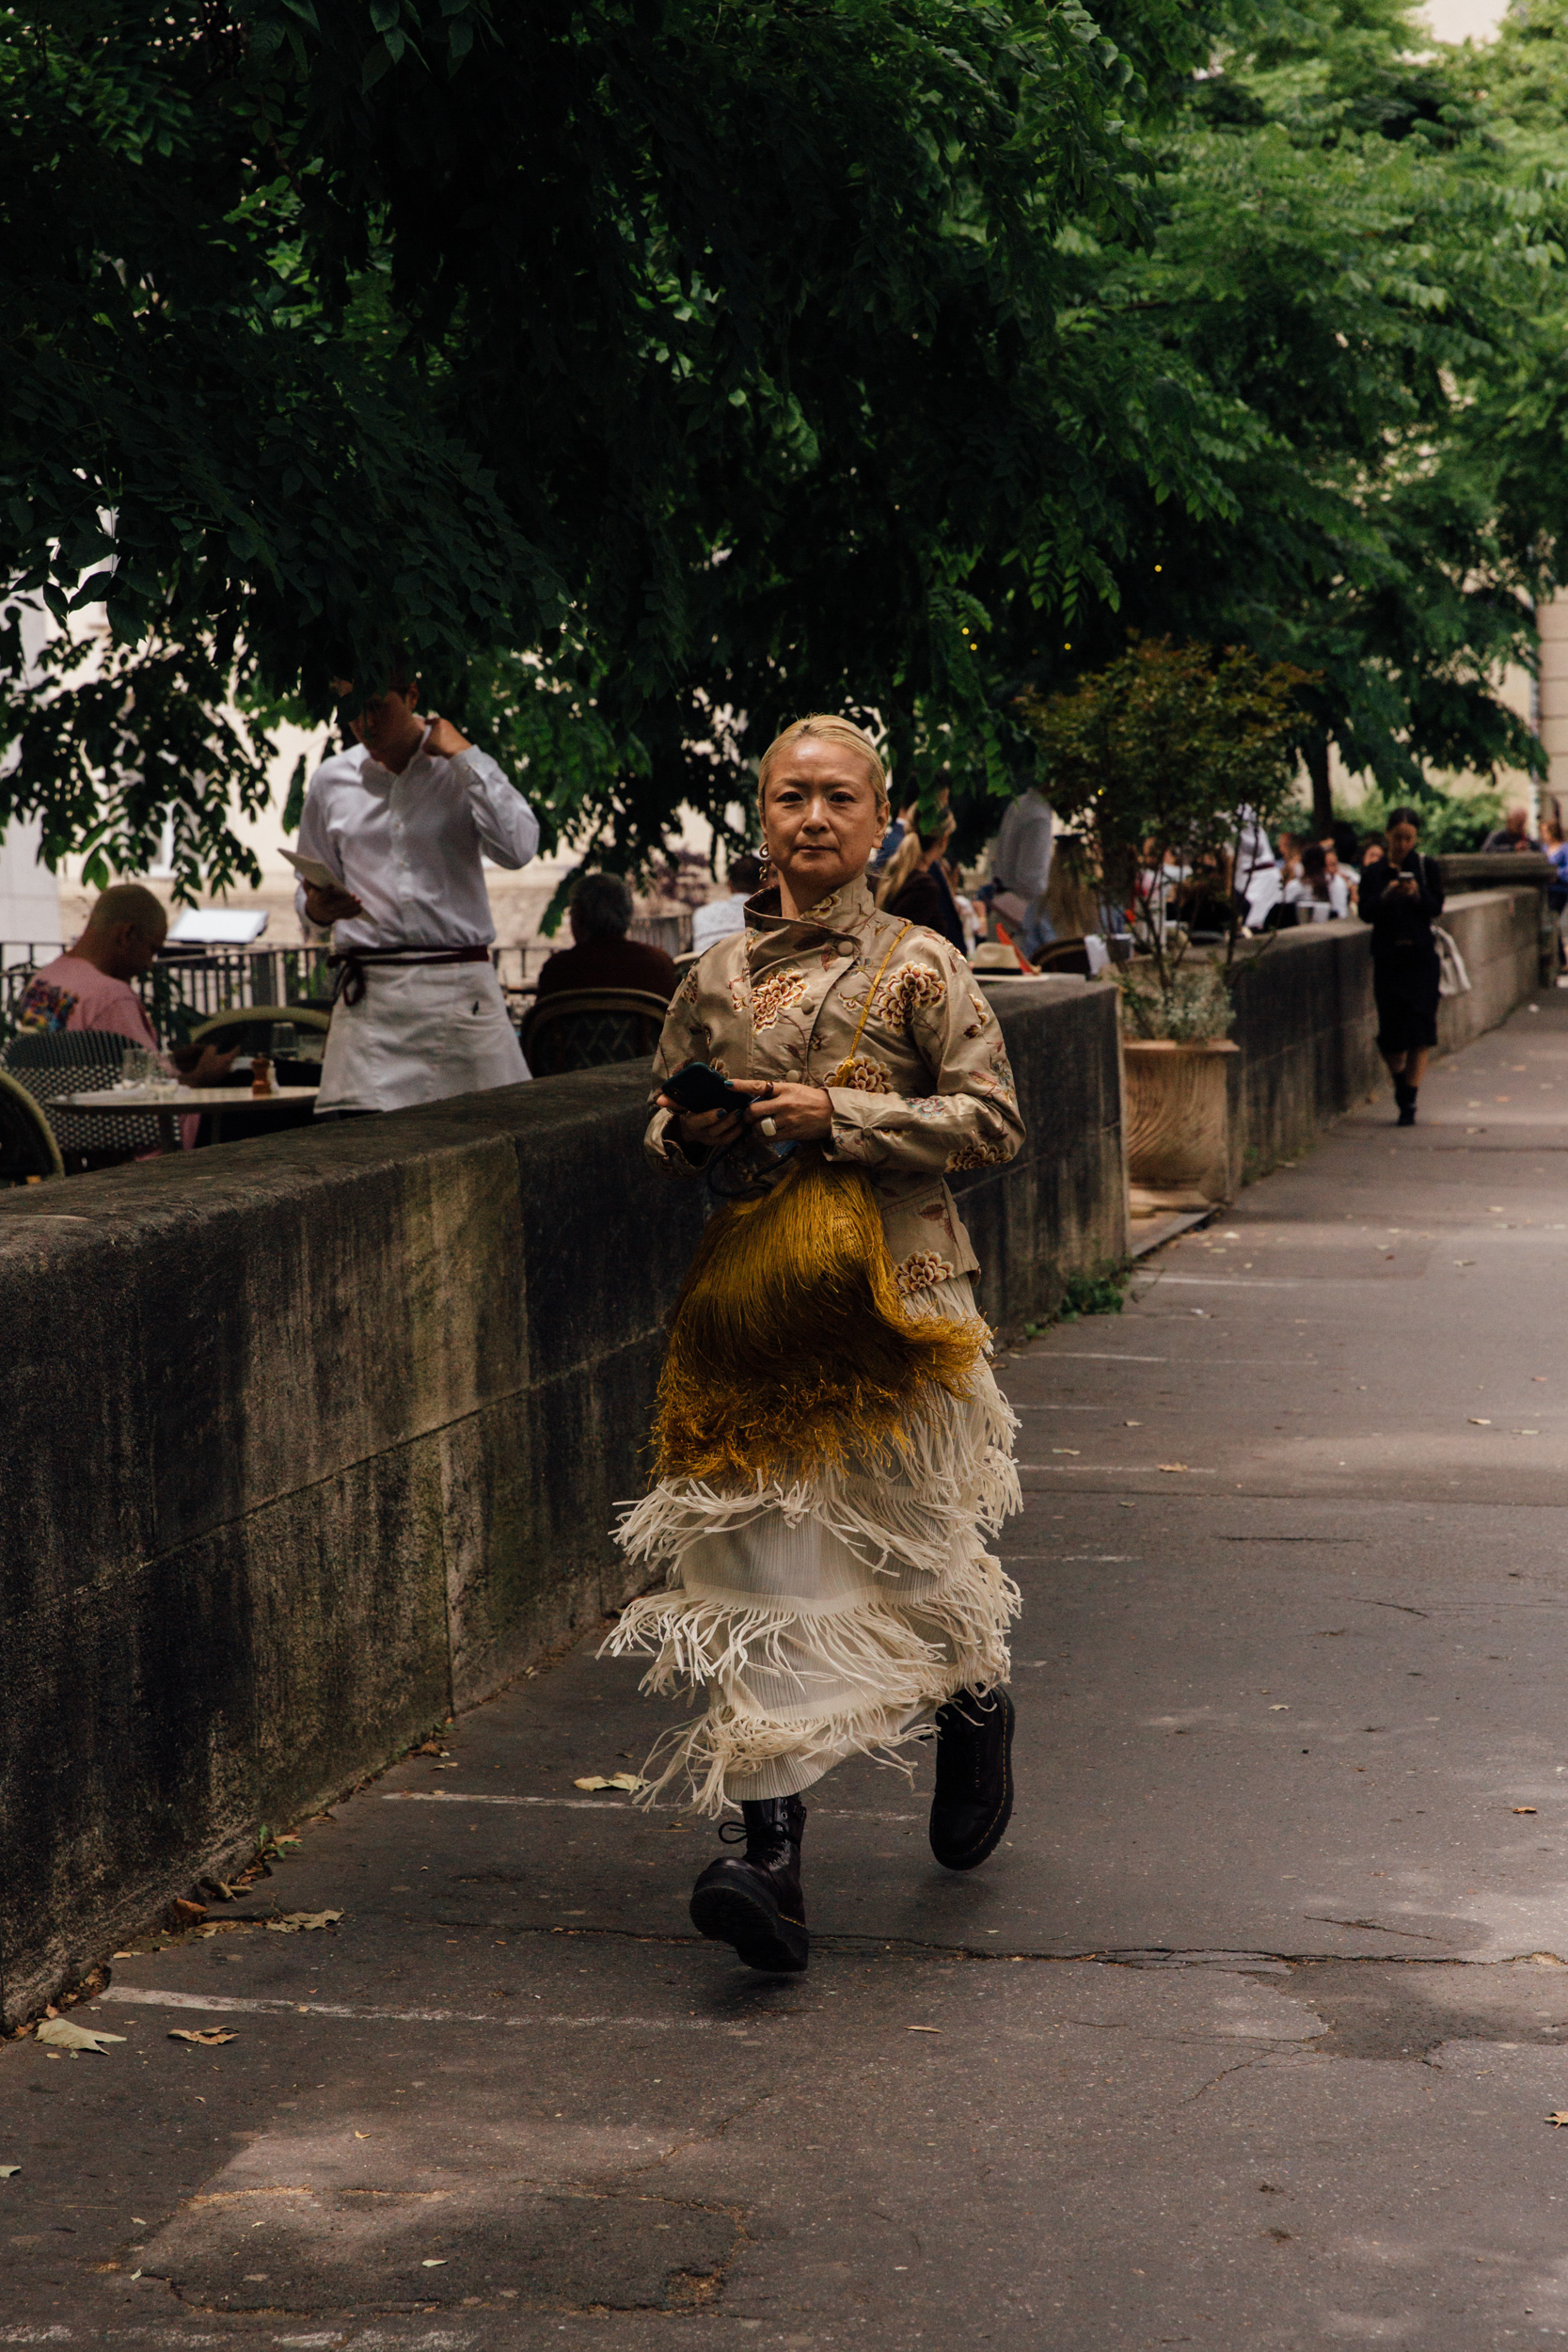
top-left (602, 1276), bottom-right (1021, 1812)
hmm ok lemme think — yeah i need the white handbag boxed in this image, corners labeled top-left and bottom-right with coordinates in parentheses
top-left (1433, 924), bottom-right (1471, 998)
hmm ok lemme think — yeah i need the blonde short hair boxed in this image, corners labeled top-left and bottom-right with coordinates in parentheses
top-left (757, 714), bottom-right (890, 819)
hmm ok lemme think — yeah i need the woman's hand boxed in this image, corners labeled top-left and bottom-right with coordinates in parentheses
top-left (656, 1076), bottom-right (834, 1152)
top-left (657, 1093), bottom-right (746, 1152)
top-left (736, 1077), bottom-right (833, 1142)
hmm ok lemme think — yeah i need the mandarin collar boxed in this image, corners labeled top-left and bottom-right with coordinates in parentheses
top-left (743, 874), bottom-right (875, 950)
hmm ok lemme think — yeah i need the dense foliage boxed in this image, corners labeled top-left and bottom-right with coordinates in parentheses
top-left (0, 0), bottom-right (1235, 891)
top-left (5, 0), bottom-right (1568, 895)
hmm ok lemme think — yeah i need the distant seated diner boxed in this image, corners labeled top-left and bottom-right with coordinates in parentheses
top-left (535, 872), bottom-right (678, 1001)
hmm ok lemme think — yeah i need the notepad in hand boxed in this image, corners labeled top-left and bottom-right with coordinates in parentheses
top-left (280, 849), bottom-right (340, 889)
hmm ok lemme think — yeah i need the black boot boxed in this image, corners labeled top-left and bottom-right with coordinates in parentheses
top-left (1395, 1079), bottom-right (1418, 1127)
top-left (689, 1796), bottom-right (808, 1972)
top-left (929, 1687), bottom-right (1015, 1870)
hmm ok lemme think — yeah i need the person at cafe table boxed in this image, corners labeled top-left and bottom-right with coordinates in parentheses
top-left (14, 883), bottom-right (237, 1159)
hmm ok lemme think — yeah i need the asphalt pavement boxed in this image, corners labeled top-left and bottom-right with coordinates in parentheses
top-left (8, 991), bottom-right (1568, 2349)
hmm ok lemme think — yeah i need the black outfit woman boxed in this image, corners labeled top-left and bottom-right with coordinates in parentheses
top-left (1359, 846), bottom-right (1444, 1118)
top-left (884, 859), bottom-right (967, 953)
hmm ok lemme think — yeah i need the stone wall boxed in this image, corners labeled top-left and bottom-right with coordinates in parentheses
top-left (1228, 884), bottom-right (1541, 1179)
top-left (0, 981), bottom-right (1124, 2026)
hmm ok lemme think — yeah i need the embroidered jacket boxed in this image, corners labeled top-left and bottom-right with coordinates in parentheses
top-left (645, 876), bottom-right (1024, 1295)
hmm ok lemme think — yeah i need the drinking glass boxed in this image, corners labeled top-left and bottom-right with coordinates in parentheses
top-left (271, 1022), bottom-right (299, 1065)
top-left (120, 1045), bottom-right (150, 1090)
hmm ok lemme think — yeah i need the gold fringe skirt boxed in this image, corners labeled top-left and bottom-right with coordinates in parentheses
top-left (603, 1276), bottom-right (1021, 1812)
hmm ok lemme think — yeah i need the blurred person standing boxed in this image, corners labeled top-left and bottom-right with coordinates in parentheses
top-left (986, 782), bottom-right (1054, 959)
top-left (1359, 806), bottom-right (1444, 1126)
top-left (690, 853), bottom-right (764, 956)
top-left (297, 666), bottom-right (537, 1114)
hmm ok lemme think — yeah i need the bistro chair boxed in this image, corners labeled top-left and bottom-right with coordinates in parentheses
top-left (191, 1004), bottom-right (331, 1081)
top-left (517, 988), bottom-right (671, 1076)
top-left (0, 1070), bottom-right (65, 1184)
top-left (0, 1029), bottom-right (166, 1159)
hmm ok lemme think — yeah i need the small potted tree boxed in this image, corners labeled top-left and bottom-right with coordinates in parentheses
top-left (1019, 638), bottom-right (1309, 1206)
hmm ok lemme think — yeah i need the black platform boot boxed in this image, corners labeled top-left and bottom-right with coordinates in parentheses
top-left (929, 1687), bottom-right (1015, 1870)
top-left (1395, 1079), bottom-right (1418, 1127)
top-left (689, 1796), bottom-right (809, 1972)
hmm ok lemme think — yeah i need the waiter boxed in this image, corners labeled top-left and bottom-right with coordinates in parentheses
top-left (297, 668), bottom-right (538, 1114)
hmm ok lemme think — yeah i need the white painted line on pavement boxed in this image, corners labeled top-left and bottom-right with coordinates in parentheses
top-left (379, 1792), bottom-right (922, 1820)
top-left (386, 1791), bottom-right (636, 1809)
top-left (94, 1988), bottom-right (726, 2032)
top-left (1043, 1352), bottom-right (1167, 1361)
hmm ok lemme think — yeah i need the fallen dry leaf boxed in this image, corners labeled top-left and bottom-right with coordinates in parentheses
top-left (1468, 1417), bottom-right (1492, 1426)
top-left (907, 2026), bottom-right (942, 2033)
top-left (1052, 1447), bottom-right (1080, 1456)
top-left (168, 2028), bottom-right (237, 2047)
top-left (264, 1911), bottom-right (342, 1933)
top-left (1157, 1463), bottom-right (1190, 1474)
top-left (0, 2166), bottom-right (19, 2179)
top-left (36, 2019), bottom-right (124, 2055)
top-left (1514, 1806), bottom-right (1540, 1816)
top-left (1549, 2111), bottom-right (1568, 2128)
top-left (422, 2258), bottom-right (447, 2266)
top-left (573, 1773), bottom-right (648, 1794)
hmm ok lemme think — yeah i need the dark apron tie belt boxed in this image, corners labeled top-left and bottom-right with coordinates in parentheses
top-left (329, 943), bottom-right (491, 1009)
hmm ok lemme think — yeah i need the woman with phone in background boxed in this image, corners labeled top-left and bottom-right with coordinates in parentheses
top-left (1359, 805), bottom-right (1446, 1126)
top-left (604, 714), bottom-right (1025, 1973)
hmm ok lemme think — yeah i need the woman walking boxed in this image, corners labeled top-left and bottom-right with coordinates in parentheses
top-left (605, 714), bottom-right (1024, 1972)
top-left (1359, 805), bottom-right (1445, 1125)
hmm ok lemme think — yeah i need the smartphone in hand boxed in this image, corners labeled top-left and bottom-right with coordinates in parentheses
top-left (663, 1061), bottom-right (747, 1117)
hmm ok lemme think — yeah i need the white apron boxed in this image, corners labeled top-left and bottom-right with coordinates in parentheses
top-left (315, 959), bottom-right (529, 1115)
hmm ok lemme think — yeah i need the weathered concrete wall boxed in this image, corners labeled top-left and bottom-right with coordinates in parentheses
top-left (1228, 885), bottom-right (1540, 1180)
top-left (0, 982), bottom-right (1122, 2026)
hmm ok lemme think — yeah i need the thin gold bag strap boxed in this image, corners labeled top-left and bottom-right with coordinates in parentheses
top-left (831, 922), bottom-right (911, 1086)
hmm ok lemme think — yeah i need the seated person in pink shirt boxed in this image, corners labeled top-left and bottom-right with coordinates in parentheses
top-left (16, 884), bottom-right (235, 1155)
top-left (534, 872), bottom-right (677, 1001)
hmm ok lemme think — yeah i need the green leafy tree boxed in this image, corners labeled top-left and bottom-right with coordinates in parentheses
top-left (0, 0), bottom-right (1241, 896)
top-left (990, 0), bottom-right (1568, 834)
top-left (1019, 637), bottom-right (1311, 1020)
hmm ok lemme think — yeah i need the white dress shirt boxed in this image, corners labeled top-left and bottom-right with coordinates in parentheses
top-left (991, 786), bottom-right (1054, 901)
top-left (295, 739), bottom-right (539, 948)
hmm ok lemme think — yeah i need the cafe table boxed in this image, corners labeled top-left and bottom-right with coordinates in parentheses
top-left (54, 1083), bottom-right (320, 1151)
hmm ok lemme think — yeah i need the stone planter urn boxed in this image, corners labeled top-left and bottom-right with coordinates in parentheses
top-left (1122, 1037), bottom-right (1241, 1210)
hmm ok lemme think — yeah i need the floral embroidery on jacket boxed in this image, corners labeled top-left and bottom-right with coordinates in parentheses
top-left (874, 964), bottom-right (946, 1027)
top-left (895, 1249), bottom-right (956, 1296)
top-left (749, 969), bottom-right (809, 1031)
top-left (944, 1133), bottom-right (1014, 1173)
top-left (839, 1056), bottom-right (895, 1094)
